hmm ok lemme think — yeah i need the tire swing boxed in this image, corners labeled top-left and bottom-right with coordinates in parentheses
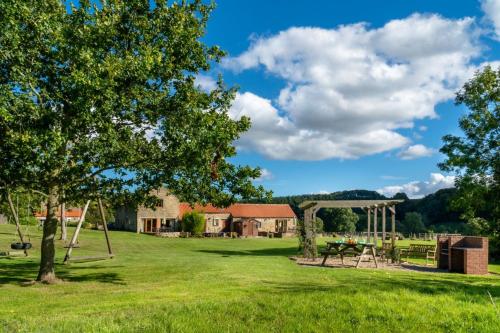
top-left (63, 198), bottom-right (114, 264)
top-left (6, 190), bottom-right (32, 256)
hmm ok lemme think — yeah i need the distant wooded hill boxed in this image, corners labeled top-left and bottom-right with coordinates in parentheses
top-left (245, 188), bottom-right (466, 234)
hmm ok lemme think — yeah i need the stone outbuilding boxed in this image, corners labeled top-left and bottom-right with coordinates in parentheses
top-left (179, 203), bottom-right (298, 236)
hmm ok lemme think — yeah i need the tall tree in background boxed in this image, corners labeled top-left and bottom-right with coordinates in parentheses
top-left (402, 212), bottom-right (425, 234)
top-left (0, 0), bottom-right (267, 283)
top-left (439, 65), bottom-right (499, 256)
top-left (318, 208), bottom-right (358, 233)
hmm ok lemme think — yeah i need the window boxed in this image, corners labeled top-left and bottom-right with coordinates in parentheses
top-left (156, 199), bottom-right (164, 207)
top-left (212, 219), bottom-right (219, 227)
top-left (256, 222), bottom-right (262, 228)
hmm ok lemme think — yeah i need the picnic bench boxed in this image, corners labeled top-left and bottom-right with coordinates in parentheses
top-left (400, 244), bottom-right (436, 266)
top-left (321, 241), bottom-right (378, 268)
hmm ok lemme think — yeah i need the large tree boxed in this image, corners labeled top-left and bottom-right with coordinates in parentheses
top-left (0, 0), bottom-right (267, 283)
top-left (318, 208), bottom-right (358, 233)
top-left (402, 212), bottom-right (425, 234)
top-left (439, 65), bottom-right (499, 256)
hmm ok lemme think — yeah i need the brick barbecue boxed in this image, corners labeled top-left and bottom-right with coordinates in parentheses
top-left (437, 236), bottom-right (489, 275)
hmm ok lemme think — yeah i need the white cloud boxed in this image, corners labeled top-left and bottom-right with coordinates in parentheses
top-left (377, 173), bottom-right (455, 198)
top-left (224, 14), bottom-right (481, 160)
top-left (254, 168), bottom-right (273, 182)
top-left (397, 144), bottom-right (435, 160)
top-left (418, 125), bottom-right (428, 131)
top-left (482, 0), bottom-right (500, 40)
top-left (195, 74), bottom-right (218, 91)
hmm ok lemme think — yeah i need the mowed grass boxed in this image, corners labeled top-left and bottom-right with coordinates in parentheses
top-left (0, 225), bottom-right (499, 333)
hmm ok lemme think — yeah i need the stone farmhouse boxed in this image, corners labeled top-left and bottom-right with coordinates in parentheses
top-left (114, 188), bottom-right (181, 233)
top-left (114, 188), bottom-right (298, 236)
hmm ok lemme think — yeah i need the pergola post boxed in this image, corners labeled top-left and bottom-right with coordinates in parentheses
top-left (382, 205), bottom-right (386, 244)
top-left (303, 207), bottom-right (317, 259)
top-left (366, 208), bottom-right (371, 243)
top-left (373, 206), bottom-right (378, 247)
top-left (390, 205), bottom-right (396, 249)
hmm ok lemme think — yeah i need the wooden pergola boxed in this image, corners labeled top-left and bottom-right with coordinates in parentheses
top-left (299, 200), bottom-right (404, 259)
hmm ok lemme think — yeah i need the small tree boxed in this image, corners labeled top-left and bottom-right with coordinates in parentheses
top-left (182, 211), bottom-right (205, 236)
top-left (439, 65), bottom-right (499, 257)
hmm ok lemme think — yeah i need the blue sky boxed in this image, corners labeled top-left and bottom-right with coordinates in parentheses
top-left (193, 0), bottom-right (500, 198)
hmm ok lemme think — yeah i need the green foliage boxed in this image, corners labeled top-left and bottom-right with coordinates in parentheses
top-left (296, 219), bottom-right (306, 252)
top-left (402, 212), bottom-right (426, 234)
top-left (430, 222), bottom-right (470, 234)
top-left (439, 65), bottom-right (500, 257)
top-left (84, 201), bottom-right (115, 225)
top-left (82, 222), bottom-right (92, 229)
top-left (0, 0), bottom-right (268, 206)
top-left (0, 190), bottom-right (44, 221)
top-left (19, 216), bottom-right (38, 226)
top-left (314, 217), bottom-right (324, 233)
top-left (319, 208), bottom-right (358, 233)
top-left (182, 211), bottom-right (205, 236)
top-left (467, 217), bottom-right (490, 236)
top-left (0, 0), bottom-right (269, 278)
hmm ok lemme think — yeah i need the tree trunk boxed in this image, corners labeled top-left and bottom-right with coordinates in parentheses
top-left (37, 187), bottom-right (59, 283)
top-left (59, 202), bottom-right (66, 241)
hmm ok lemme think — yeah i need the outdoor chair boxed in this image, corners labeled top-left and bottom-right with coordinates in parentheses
top-left (378, 242), bottom-right (392, 263)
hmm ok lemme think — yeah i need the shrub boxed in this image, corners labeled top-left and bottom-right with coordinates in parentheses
top-left (315, 217), bottom-right (324, 233)
top-left (19, 216), bottom-right (39, 226)
top-left (82, 222), bottom-right (92, 229)
top-left (182, 211), bottom-right (205, 236)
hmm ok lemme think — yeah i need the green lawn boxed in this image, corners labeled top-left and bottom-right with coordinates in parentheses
top-left (0, 225), bottom-right (499, 333)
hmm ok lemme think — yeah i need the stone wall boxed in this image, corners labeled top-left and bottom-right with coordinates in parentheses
top-left (232, 217), bottom-right (297, 233)
top-left (204, 213), bottom-right (231, 233)
top-left (115, 188), bottom-right (180, 233)
top-left (136, 188), bottom-right (180, 232)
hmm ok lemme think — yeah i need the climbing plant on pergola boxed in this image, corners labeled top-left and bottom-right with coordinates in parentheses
top-left (299, 200), bottom-right (404, 259)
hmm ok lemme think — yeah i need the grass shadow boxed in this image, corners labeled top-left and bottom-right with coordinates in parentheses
top-left (196, 247), bottom-right (299, 257)
top-left (0, 260), bottom-right (126, 286)
top-left (294, 258), bottom-right (500, 299)
top-left (260, 269), bottom-right (500, 300)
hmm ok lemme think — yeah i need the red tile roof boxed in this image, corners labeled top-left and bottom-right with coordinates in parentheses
top-left (178, 203), bottom-right (229, 217)
top-left (34, 208), bottom-right (83, 219)
top-left (179, 203), bottom-right (296, 219)
top-left (228, 204), bottom-right (296, 218)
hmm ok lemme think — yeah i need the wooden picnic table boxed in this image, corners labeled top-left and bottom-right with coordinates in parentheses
top-left (321, 241), bottom-right (378, 268)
